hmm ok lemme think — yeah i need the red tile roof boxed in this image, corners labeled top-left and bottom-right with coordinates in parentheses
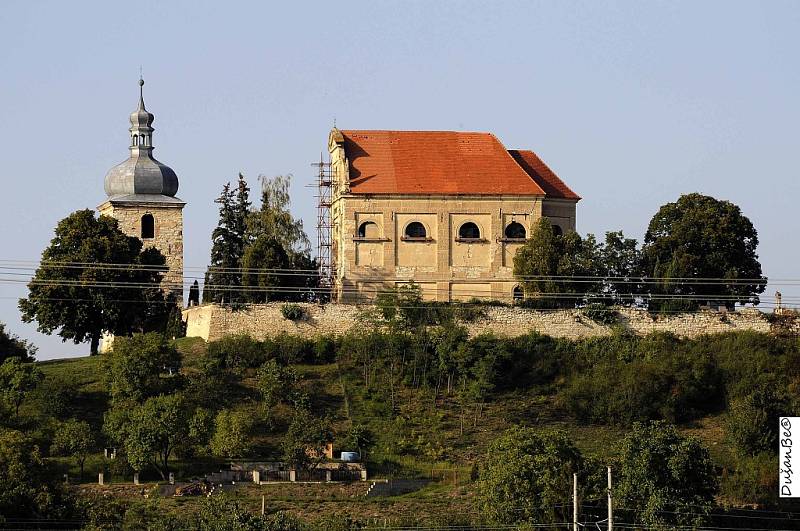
top-left (508, 150), bottom-right (581, 200)
top-left (340, 130), bottom-right (565, 197)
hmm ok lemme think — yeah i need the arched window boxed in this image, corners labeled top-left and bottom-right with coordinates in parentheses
top-left (357, 221), bottom-right (380, 239)
top-left (513, 285), bottom-right (524, 301)
top-left (458, 222), bottom-right (481, 240)
top-left (141, 214), bottom-right (154, 239)
top-left (404, 222), bottom-right (427, 240)
top-left (552, 224), bottom-right (563, 237)
top-left (132, 135), bottom-right (139, 146)
top-left (504, 222), bottom-right (526, 239)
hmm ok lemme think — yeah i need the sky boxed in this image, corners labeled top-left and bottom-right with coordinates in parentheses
top-left (1, 1), bottom-right (798, 359)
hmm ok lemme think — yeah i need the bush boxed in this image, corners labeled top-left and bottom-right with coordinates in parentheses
top-left (281, 303), bottom-right (305, 321)
top-left (720, 453), bottom-right (777, 507)
top-left (581, 303), bottom-right (618, 325)
top-left (725, 383), bottom-right (790, 456)
top-left (210, 409), bottom-right (253, 458)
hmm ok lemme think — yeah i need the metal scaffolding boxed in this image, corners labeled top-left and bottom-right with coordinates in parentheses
top-left (312, 155), bottom-right (333, 297)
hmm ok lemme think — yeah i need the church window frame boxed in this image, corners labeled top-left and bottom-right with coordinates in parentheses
top-left (356, 221), bottom-right (382, 240)
top-left (503, 221), bottom-right (527, 241)
top-left (455, 221), bottom-right (484, 243)
top-left (141, 213), bottom-right (155, 239)
top-left (402, 221), bottom-right (429, 241)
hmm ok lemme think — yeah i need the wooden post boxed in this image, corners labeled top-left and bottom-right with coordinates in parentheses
top-left (607, 466), bottom-right (613, 531)
top-left (573, 472), bottom-right (578, 531)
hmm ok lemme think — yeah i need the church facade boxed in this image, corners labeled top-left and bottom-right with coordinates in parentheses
top-left (98, 80), bottom-right (185, 294)
top-left (327, 128), bottom-right (579, 303)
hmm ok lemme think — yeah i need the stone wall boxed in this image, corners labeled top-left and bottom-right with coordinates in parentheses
top-left (183, 303), bottom-right (785, 343)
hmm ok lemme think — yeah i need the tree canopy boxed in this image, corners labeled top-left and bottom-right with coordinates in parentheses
top-left (19, 210), bottom-right (171, 355)
top-left (641, 193), bottom-right (765, 310)
top-left (0, 323), bottom-right (36, 364)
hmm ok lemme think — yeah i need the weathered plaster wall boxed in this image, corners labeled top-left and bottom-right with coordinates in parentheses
top-left (183, 303), bottom-right (784, 343)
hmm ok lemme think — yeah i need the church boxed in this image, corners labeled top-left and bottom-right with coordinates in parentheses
top-left (328, 128), bottom-right (580, 302)
top-left (97, 79), bottom-right (185, 294)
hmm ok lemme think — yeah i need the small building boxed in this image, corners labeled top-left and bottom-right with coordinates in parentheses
top-left (327, 128), bottom-right (580, 302)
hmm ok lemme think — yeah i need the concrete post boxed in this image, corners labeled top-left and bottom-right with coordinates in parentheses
top-left (326, 470), bottom-right (332, 482)
top-left (252, 470), bottom-right (261, 484)
top-left (289, 470), bottom-right (296, 482)
top-left (169, 472), bottom-right (175, 485)
top-left (98, 473), bottom-right (104, 486)
top-left (133, 473), bottom-right (139, 485)
top-left (360, 469), bottom-right (368, 481)
top-left (607, 466), bottom-right (613, 531)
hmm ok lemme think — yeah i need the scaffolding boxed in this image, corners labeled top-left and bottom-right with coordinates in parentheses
top-left (312, 155), bottom-right (333, 297)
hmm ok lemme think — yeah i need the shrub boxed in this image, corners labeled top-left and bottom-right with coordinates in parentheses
top-left (725, 383), bottom-right (791, 456)
top-left (210, 409), bottom-right (253, 458)
top-left (281, 303), bottom-right (305, 321)
top-left (581, 303), bottom-right (618, 325)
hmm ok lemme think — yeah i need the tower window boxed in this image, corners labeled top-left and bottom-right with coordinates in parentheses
top-left (457, 222), bottom-right (481, 240)
top-left (504, 222), bottom-right (526, 240)
top-left (357, 221), bottom-right (380, 239)
top-left (403, 222), bottom-right (427, 240)
top-left (141, 214), bottom-right (154, 239)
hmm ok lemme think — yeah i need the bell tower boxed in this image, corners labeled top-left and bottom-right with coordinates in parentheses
top-left (98, 79), bottom-right (186, 296)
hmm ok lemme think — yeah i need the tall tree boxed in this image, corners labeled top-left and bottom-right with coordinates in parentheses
top-left (204, 174), bottom-right (252, 304)
top-left (0, 358), bottom-right (43, 417)
top-left (641, 193), bottom-right (765, 310)
top-left (103, 332), bottom-right (181, 404)
top-left (51, 419), bottom-right (94, 479)
top-left (597, 231), bottom-right (642, 305)
top-left (19, 210), bottom-right (169, 355)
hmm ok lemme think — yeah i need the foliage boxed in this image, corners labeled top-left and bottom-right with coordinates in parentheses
top-left (18, 209), bottom-right (170, 355)
top-left (725, 382), bottom-right (791, 456)
top-left (476, 427), bottom-right (589, 524)
top-left (281, 303), bottom-right (305, 321)
top-left (104, 394), bottom-right (188, 479)
top-left (104, 332), bottom-right (181, 403)
top-left (197, 493), bottom-right (304, 531)
top-left (0, 322), bottom-right (36, 363)
top-left (51, 419), bottom-right (94, 479)
top-left (596, 231), bottom-right (642, 304)
top-left (581, 303), bottom-right (618, 325)
top-left (616, 421), bottom-right (718, 528)
top-left (0, 358), bottom-right (43, 416)
top-left (256, 359), bottom-right (303, 422)
top-left (243, 236), bottom-right (291, 302)
top-left (281, 408), bottom-right (332, 475)
top-left (0, 428), bottom-right (73, 519)
top-left (337, 424), bottom-right (374, 458)
top-left (30, 376), bottom-right (78, 419)
top-left (641, 193), bottom-right (766, 311)
top-left (720, 453), bottom-right (778, 507)
top-left (210, 409), bottom-right (253, 458)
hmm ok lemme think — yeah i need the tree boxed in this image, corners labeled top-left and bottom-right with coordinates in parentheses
top-left (513, 218), bottom-right (600, 307)
top-left (51, 419), bottom-right (94, 479)
top-left (0, 323), bottom-right (36, 363)
top-left (245, 174), bottom-right (317, 302)
top-left (106, 394), bottom-right (189, 480)
top-left (0, 358), bottom-right (43, 416)
top-left (725, 383), bottom-right (791, 456)
top-left (0, 429), bottom-right (73, 519)
top-left (104, 332), bottom-right (181, 404)
top-left (641, 193), bottom-right (766, 311)
top-left (281, 409), bottom-right (332, 477)
top-left (210, 409), bottom-right (253, 458)
top-left (477, 427), bottom-right (587, 524)
top-left (19, 210), bottom-right (170, 355)
top-left (617, 421), bottom-right (718, 528)
top-left (597, 231), bottom-right (642, 304)
top-left (338, 424), bottom-right (374, 459)
top-left (204, 179), bottom-right (249, 304)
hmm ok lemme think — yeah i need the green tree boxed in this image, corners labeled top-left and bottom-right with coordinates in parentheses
top-left (513, 218), bottom-right (600, 307)
top-left (281, 408), bottom-right (332, 477)
top-left (51, 419), bottom-right (94, 479)
top-left (0, 429), bottom-right (73, 519)
top-left (210, 409), bottom-right (253, 458)
top-left (19, 210), bottom-right (169, 355)
top-left (617, 421), bottom-right (718, 528)
top-left (105, 394), bottom-right (189, 479)
top-left (0, 358), bottom-right (43, 416)
top-left (104, 332), bottom-right (181, 403)
top-left (242, 235), bottom-right (291, 302)
top-left (725, 383), bottom-right (791, 456)
top-left (204, 178), bottom-right (250, 304)
top-left (597, 231), bottom-right (642, 304)
top-left (477, 427), bottom-right (586, 524)
top-left (338, 424), bottom-right (373, 459)
top-left (0, 323), bottom-right (36, 363)
top-left (641, 193), bottom-right (766, 311)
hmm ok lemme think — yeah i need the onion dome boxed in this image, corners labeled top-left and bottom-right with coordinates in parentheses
top-left (103, 79), bottom-right (180, 200)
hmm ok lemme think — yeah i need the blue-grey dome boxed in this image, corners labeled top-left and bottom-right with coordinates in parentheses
top-left (104, 79), bottom-right (180, 199)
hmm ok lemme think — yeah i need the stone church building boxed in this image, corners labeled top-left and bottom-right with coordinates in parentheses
top-left (328, 128), bottom-right (580, 302)
top-left (98, 79), bottom-right (185, 293)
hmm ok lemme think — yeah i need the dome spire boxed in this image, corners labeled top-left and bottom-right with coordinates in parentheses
top-left (129, 77), bottom-right (154, 153)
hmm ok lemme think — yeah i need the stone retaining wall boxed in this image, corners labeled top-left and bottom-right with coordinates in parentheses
top-left (183, 303), bottom-right (794, 342)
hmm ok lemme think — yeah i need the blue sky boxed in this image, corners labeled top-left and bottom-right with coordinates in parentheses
top-left (1, 1), bottom-right (798, 359)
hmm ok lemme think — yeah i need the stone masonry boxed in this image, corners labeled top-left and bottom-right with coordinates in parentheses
top-left (183, 303), bottom-right (786, 343)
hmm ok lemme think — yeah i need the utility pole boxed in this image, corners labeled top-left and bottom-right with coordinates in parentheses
top-left (607, 466), bottom-right (613, 531)
top-left (573, 472), bottom-right (579, 531)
